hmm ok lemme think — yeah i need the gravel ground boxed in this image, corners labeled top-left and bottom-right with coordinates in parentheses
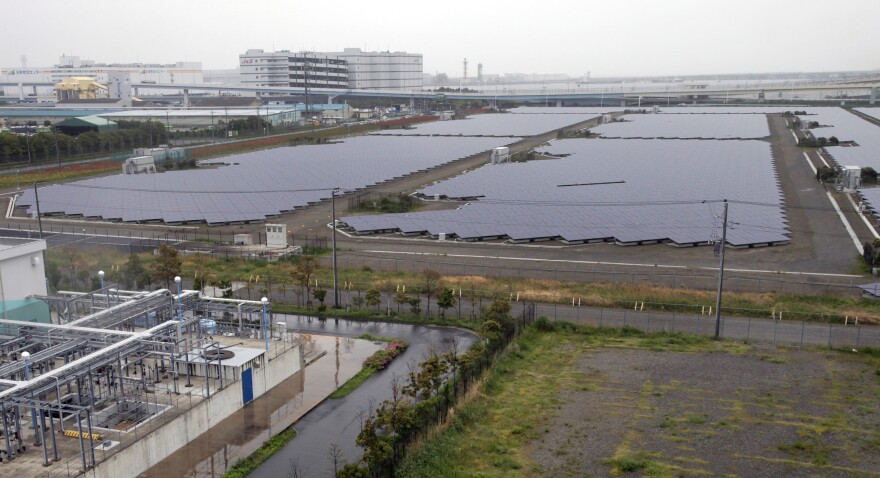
top-left (529, 345), bottom-right (880, 477)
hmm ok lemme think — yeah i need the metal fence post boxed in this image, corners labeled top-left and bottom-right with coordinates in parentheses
top-left (827, 324), bottom-right (833, 348)
top-left (773, 318), bottom-right (778, 345)
top-left (800, 321), bottom-right (805, 348)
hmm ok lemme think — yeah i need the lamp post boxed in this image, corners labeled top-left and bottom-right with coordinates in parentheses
top-left (261, 297), bottom-right (269, 352)
top-left (174, 276), bottom-right (182, 322)
top-left (331, 187), bottom-right (339, 308)
top-left (98, 270), bottom-right (107, 306)
top-left (175, 276), bottom-right (191, 387)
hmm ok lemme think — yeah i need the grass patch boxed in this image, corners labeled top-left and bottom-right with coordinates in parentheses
top-left (329, 338), bottom-right (408, 399)
top-left (221, 427), bottom-right (297, 478)
top-left (328, 365), bottom-right (378, 399)
top-left (777, 438), bottom-right (831, 466)
top-left (605, 452), bottom-right (666, 474)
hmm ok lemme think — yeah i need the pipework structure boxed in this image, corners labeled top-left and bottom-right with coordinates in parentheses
top-left (0, 284), bottom-right (300, 476)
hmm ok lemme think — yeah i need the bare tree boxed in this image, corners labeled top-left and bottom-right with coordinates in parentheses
top-left (420, 268), bottom-right (442, 316)
top-left (288, 458), bottom-right (304, 478)
top-left (328, 442), bottom-right (344, 477)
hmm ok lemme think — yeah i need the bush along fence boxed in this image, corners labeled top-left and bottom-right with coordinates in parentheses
top-left (346, 299), bottom-right (536, 476)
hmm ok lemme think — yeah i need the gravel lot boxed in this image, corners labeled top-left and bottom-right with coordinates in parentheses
top-left (529, 345), bottom-right (880, 477)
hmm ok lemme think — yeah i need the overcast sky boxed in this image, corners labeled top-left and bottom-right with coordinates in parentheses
top-left (5, 0), bottom-right (878, 78)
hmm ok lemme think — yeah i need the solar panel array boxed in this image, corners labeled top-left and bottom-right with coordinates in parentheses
top-left (506, 107), bottom-right (625, 115)
top-left (17, 136), bottom-right (512, 224)
top-left (372, 112), bottom-right (600, 137)
top-left (341, 139), bottom-right (788, 246)
top-left (799, 107), bottom-right (880, 170)
top-left (855, 108), bottom-right (880, 122)
top-left (590, 114), bottom-right (771, 139)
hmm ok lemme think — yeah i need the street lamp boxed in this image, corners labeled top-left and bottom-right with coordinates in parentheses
top-left (261, 297), bottom-right (269, 352)
top-left (331, 187), bottom-right (340, 308)
top-left (174, 276), bottom-right (182, 322)
top-left (175, 276), bottom-right (192, 387)
top-left (99, 270), bottom-right (108, 306)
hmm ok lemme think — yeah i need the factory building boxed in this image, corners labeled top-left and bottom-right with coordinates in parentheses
top-left (0, 55), bottom-right (203, 101)
top-left (239, 48), bottom-right (422, 90)
top-left (327, 48), bottom-right (423, 90)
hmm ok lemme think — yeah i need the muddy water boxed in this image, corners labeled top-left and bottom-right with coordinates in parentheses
top-left (140, 335), bottom-right (380, 477)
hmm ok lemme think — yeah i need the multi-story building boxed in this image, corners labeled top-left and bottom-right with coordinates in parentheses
top-left (327, 48), bottom-right (423, 90)
top-left (238, 48), bottom-right (422, 91)
top-left (239, 49), bottom-right (349, 89)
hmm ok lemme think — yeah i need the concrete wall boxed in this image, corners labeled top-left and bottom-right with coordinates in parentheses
top-left (91, 342), bottom-right (302, 478)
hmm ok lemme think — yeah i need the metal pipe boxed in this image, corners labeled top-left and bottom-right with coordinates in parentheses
top-left (85, 409), bottom-right (95, 468)
top-left (76, 412), bottom-right (87, 471)
top-left (38, 408), bottom-right (49, 466)
top-left (1, 403), bottom-right (12, 460)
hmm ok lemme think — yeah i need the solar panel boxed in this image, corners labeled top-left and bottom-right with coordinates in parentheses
top-left (799, 107), bottom-right (880, 171)
top-left (17, 136), bottom-right (514, 225)
top-left (591, 114), bottom-right (770, 139)
top-left (373, 112), bottom-right (601, 137)
top-left (341, 139), bottom-right (788, 247)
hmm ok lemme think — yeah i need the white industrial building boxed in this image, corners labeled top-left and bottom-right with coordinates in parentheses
top-left (328, 48), bottom-right (423, 90)
top-left (0, 237), bottom-right (49, 323)
top-left (0, 55), bottom-right (203, 101)
top-left (239, 48), bottom-right (422, 91)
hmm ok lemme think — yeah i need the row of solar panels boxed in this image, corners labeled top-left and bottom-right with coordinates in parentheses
top-left (17, 136), bottom-right (514, 224)
top-left (342, 138), bottom-right (789, 246)
top-left (591, 114), bottom-right (771, 139)
top-left (800, 107), bottom-right (880, 172)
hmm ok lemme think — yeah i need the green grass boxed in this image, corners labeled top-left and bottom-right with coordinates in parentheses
top-left (328, 365), bottom-right (378, 399)
top-left (605, 452), bottom-right (667, 475)
top-left (356, 333), bottom-right (397, 342)
top-left (221, 427), bottom-right (297, 478)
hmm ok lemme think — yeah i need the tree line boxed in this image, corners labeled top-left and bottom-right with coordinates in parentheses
top-left (0, 120), bottom-right (169, 164)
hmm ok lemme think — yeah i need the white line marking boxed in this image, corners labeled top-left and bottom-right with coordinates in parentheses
top-left (816, 151), bottom-right (830, 167)
top-left (802, 152), bottom-right (817, 175)
top-left (845, 193), bottom-right (880, 239)
top-left (825, 190), bottom-right (863, 253)
top-left (362, 249), bottom-right (862, 278)
top-left (790, 130), bottom-right (799, 143)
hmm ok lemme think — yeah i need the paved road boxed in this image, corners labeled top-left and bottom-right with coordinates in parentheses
top-left (251, 315), bottom-right (478, 478)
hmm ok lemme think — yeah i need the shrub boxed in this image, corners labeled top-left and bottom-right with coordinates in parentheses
top-left (534, 316), bottom-right (555, 332)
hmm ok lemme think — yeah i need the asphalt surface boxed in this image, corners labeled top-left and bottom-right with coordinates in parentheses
top-left (251, 315), bottom-right (478, 478)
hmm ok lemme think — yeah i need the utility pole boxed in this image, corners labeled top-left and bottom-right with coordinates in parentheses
top-left (713, 199), bottom-right (728, 339)
top-left (331, 187), bottom-right (340, 308)
top-left (33, 182), bottom-right (43, 239)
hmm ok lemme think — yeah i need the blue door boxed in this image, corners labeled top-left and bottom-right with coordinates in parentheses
top-left (241, 368), bottom-right (254, 404)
